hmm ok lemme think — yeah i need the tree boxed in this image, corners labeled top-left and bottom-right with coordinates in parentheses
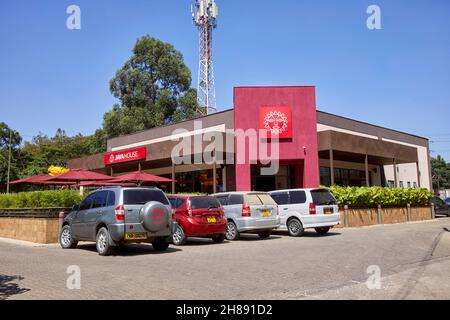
top-left (104, 35), bottom-right (200, 139)
top-left (0, 123), bottom-right (22, 191)
top-left (431, 155), bottom-right (450, 189)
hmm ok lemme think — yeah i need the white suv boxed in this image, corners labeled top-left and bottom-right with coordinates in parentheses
top-left (269, 188), bottom-right (340, 237)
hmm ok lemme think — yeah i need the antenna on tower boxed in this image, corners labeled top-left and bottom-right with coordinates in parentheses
top-left (192, 0), bottom-right (219, 116)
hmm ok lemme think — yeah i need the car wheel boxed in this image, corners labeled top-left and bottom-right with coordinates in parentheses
top-left (96, 227), bottom-right (115, 256)
top-left (172, 225), bottom-right (187, 246)
top-left (258, 230), bottom-right (272, 239)
top-left (287, 218), bottom-right (304, 237)
top-left (153, 237), bottom-right (170, 251)
top-left (315, 227), bottom-right (331, 235)
top-left (226, 221), bottom-right (239, 241)
top-left (212, 234), bottom-right (226, 243)
top-left (60, 225), bottom-right (78, 249)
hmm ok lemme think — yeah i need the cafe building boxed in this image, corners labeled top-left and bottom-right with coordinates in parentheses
top-left (69, 86), bottom-right (432, 194)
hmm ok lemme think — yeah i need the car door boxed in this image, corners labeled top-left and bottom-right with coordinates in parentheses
top-left (270, 192), bottom-right (290, 226)
top-left (84, 191), bottom-right (108, 240)
top-left (289, 190), bottom-right (308, 218)
top-left (71, 193), bottom-right (95, 239)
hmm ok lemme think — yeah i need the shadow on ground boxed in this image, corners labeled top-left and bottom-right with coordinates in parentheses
top-left (272, 230), bottom-right (342, 238)
top-left (75, 243), bottom-right (182, 256)
top-left (0, 275), bottom-right (30, 300)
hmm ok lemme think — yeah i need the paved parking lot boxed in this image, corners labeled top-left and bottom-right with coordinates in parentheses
top-left (1, 218), bottom-right (450, 300)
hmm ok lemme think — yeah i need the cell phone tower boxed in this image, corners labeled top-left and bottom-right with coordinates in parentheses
top-left (192, 0), bottom-right (219, 115)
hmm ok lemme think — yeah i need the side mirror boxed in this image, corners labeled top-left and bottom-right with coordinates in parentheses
top-left (72, 204), bottom-right (80, 211)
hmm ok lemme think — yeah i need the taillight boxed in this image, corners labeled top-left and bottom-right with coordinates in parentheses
top-left (186, 204), bottom-right (193, 216)
top-left (242, 204), bottom-right (251, 217)
top-left (309, 203), bottom-right (316, 215)
top-left (115, 205), bottom-right (125, 221)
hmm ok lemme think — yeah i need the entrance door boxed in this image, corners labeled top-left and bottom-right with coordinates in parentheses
top-left (254, 176), bottom-right (276, 192)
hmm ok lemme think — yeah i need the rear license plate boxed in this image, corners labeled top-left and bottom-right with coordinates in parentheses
top-left (262, 209), bottom-right (270, 217)
top-left (207, 217), bottom-right (217, 223)
top-left (125, 233), bottom-right (147, 240)
top-left (324, 208), bottom-right (333, 215)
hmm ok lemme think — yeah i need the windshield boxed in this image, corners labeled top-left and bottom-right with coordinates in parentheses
top-left (123, 189), bottom-right (169, 205)
top-left (311, 189), bottom-right (337, 206)
top-left (189, 197), bottom-right (221, 210)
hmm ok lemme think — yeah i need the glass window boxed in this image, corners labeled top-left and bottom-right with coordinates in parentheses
top-left (271, 192), bottom-right (289, 205)
top-left (256, 194), bottom-right (277, 205)
top-left (228, 194), bottom-right (244, 205)
top-left (177, 198), bottom-right (186, 208)
top-left (123, 189), bottom-right (169, 205)
top-left (399, 181), bottom-right (404, 188)
top-left (106, 191), bottom-right (116, 207)
top-left (407, 182), bottom-right (411, 188)
top-left (413, 182), bottom-right (418, 188)
top-left (320, 167), bottom-right (331, 187)
top-left (168, 197), bottom-right (178, 208)
top-left (92, 191), bottom-right (108, 209)
top-left (245, 194), bottom-right (263, 205)
top-left (189, 197), bottom-right (221, 209)
top-left (215, 196), bottom-right (229, 206)
top-left (79, 194), bottom-right (95, 210)
top-left (311, 189), bottom-right (337, 206)
top-left (290, 191), bottom-right (306, 204)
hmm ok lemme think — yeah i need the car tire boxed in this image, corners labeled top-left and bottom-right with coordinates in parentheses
top-left (212, 234), bottom-right (226, 243)
top-left (287, 218), bottom-right (304, 237)
top-left (96, 227), bottom-right (115, 256)
top-left (315, 227), bottom-right (331, 235)
top-left (226, 221), bottom-right (239, 241)
top-left (60, 225), bottom-right (78, 249)
top-left (153, 237), bottom-right (170, 251)
top-left (258, 230), bottom-right (272, 239)
top-left (172, 225), bottom-right (187, 246)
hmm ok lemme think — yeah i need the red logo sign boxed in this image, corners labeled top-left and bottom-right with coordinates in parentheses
top-left (259, 106), bottom-right (293, 139)
top-left (104, 148), bottom-right (147, 165)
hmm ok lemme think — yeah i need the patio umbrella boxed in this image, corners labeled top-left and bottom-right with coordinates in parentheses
top-left (108, 171), bottom-right (174, 186)
top-left (79, 181), bottom-right (137, 187)
top-left (47, 169), bottom-right (113, 184)
top-left (9, 174), bottom-right (76, 186)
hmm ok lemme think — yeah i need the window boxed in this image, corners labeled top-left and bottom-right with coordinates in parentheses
top-left (413, 182), bottom-right (418, 188)
top-left (320, 167), bottom-right (331, 186)
top-left (215, 196), bottom-right (229, 206)
top-left (256, 194), bottom-right (277, 205)
top-left (228, 194), bottom-right (244, 205)
top-left (106, 191), bottom-right (116, 207)
top-left (271, 192), bottom-right (289, 205)
top-left (399, 181), bottom-right (404, 188)
top-left (123, 189), bottom-right (169, 205)
top-left (168, 197), bottom-right (178, 208)
top-left (79, 194), bottom-right (95, 210)
top-left (289, 191), bottom-right (307, 204)
top-left (407, 182), bottom-right (411, 188)
top-left (387, 180), bottom-right (395, 188)
top-left (311, 189), bottom-right (337, 206)
top-left (92, 191), bottom-right (108, 208)
top-left (245, 194), bottom-right (263, 205)
top-left (189, 197), bottom-right (221, 210)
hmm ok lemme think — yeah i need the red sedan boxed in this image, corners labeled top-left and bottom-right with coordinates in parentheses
top-left (167, 195), bottom-right (227, 245)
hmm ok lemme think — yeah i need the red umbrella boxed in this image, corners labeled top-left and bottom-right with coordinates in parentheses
top-left (10, 174), bottom-right (76, 185)
top-left (79, 181), bottom-right (137, 187)
top-left (47, 169), bottom-right (113, 184)
top-left (108, 171), bottom-right (174, 186)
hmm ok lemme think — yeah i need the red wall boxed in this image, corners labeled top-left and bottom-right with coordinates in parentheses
top-left (234, 86), bottom-right (320, 191)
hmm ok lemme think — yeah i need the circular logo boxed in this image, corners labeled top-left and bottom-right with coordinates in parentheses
top-left (109, 154), bottom-right (115, 164)
top-left (264, 111), bottom-right (288, 135)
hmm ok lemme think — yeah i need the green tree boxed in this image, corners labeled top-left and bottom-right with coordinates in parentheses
top-left (104, 35), bottom-right (200, 138)
top-left (431, 155), bottom-right (450, 189)
top-left (0, 123), bottom-right (22, 191)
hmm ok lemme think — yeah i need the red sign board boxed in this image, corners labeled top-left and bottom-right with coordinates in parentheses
top-left (259, 106), bottom-right (293, 139)
top-left (104, 148), bottom-right (147, 165)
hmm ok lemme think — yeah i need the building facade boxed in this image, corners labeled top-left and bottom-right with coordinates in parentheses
top-left (69, 86), bottom-right (431, 194)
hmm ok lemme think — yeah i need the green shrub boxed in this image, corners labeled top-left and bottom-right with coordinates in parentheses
top-left (327, 186), bottom-right (433, 208)
top-left (0, 190), bottom-right (84, 209)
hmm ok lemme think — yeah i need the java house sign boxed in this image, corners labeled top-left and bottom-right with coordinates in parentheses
top-left (104, 148), bottom-right (147, 165)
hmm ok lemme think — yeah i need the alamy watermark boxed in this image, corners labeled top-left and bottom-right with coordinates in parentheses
top-left (66, 5), bottom-right (81, 30)
top-left (66, 265), bottom-right (81, 290)
top-left (366, 265), bottom-right (382, 290)
top-left (367, 5), bottom-right (382, 30)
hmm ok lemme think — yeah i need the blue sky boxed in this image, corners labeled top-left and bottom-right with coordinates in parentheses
top-left (0, 0), bottom-right (449, 160)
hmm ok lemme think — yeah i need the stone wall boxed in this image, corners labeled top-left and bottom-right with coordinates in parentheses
top-left (0, 217), bottom-right (60, 244)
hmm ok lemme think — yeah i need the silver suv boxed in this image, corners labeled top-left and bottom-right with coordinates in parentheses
top-left (212, 192), bottom-right (280, 240)
top-left (60, 187), bottom-right (173, 256)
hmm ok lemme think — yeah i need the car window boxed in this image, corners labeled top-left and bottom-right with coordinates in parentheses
top-left (123, 189), bottom-right (169, 205)
top-left (79, 194), bottom-right (95, 210)
top-left (176, 198), bottom-right (186, 208)
top-left (189, 197), bottom-right (221, 210)
top-left (168, 197), bottom-right (177, 208)
top-left (228, 194), bottom-right (244, 205)
top-left (290, 191), bottom-right (306, 204)
top-left (92, 191), bottom-right (108, 209)
top-left (245, 194), bottom-right (263, 205)
top-left (216, 196), bottom-right (229, 206)
top-left (256, 194), bottom-right (277, 205)
top-left (271, 192), bottom-right (289, 205)
top-left (106, 191), bottom-right (116, 207)
top-left (311, 189), bottom-right (337, 206)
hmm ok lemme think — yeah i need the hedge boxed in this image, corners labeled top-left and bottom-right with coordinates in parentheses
top-left (327, 186), bottom-right (433, 208)
top-left (0, 190), bottom-right (84, 209)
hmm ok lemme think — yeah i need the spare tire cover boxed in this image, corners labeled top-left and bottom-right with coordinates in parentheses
top-left (140, 202), bottom-right (169, 232)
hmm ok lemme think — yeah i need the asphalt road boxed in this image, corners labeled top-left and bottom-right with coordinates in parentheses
top-left (1, 218), bottom-right (450, 300)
